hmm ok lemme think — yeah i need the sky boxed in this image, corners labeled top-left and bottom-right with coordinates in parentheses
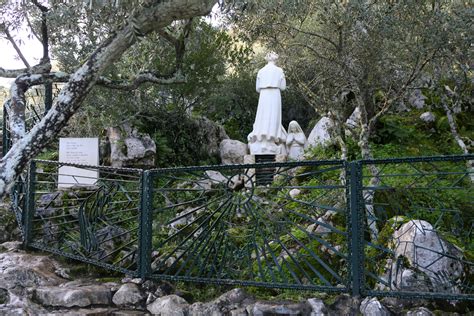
top-left (0, 27), bottom-right (44, 88)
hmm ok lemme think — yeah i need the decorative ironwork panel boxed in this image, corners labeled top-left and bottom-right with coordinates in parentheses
top-left (360, 155), bottom-right (474, 300)
top-left (27, 160), bottom-right (143, 275)
top-left (149, 160), bottom-right (350, 291)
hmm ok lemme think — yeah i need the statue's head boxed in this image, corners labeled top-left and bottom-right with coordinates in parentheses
top-left (288, 120), bottom-right (303, 133)
top-left (265, 51), bottom-right (279, 63)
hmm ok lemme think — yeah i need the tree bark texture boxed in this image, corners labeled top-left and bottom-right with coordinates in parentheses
top-left (358, 99), bottom-right (380, 242)
top-left (442, 102), bottom-right (473, 182)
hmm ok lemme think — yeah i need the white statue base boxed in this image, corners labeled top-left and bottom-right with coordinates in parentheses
top-left (249, 139), bottom-right (280, 155)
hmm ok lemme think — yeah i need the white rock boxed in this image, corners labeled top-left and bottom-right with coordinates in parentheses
top-left (406, 307), bottom-right (434, 316)
top-left (359, 297), bottom-right (390, 316)
top-left (307, 117), bottom-right (334, 148)
top-left (314, 211), bottom-right (337, 235)
top-left (147, 295), bottom-right (189, 316)
top-left (107, 124), bottom-right (156, 168)
top-left (230, 308), bottom-right (248, 316)
top-left (392, 220), bottom-right (463, 290)
top-left (289, 189), bottom-right (301, 199)
top-left (395, 268), bottom-right (431, 292)
top-left (220, 139), bottom-right (248, 165)
top-left (33, 285), bottom-right (112, 307)
top-left (307, 298), bottom-right (327, 315)
top-left (195, 170), bottom-right (227, 191)
top-left (420, 112), bottom-right (436, 123)
top-left (0, 241), bottom-right (22, 252)
top-left (409, 89), bottom-right (426, 109)
top-left (249, 302), bottom-right (302, 315)
top-left (345, 107), bottom-right (361, 129)
top-left (112, 283), bottom-right (144, 307)
top-left (205, 170), bottom-right (227, 184)
top-left (189, 288), bottom-right (247, 316)
top-left (0, 252), bottom-right (64, 289)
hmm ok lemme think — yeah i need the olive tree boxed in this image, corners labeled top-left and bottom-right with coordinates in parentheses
top-left (0, 0), bottom-right (218, 197)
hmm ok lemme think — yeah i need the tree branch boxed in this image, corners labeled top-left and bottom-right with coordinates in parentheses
top-left (271, 22), bottom-right (339, 50)
top-left (1, 25), bottom-right (31, 69)
top-left (0, 62), bottom-right (52, 78)
top-left (31, 0), bottom-right (50, 62)
top-left (158, 19), bottom-right (193, 70)
top-left (97, 70), bottom-right (186, 90)
top-left (25, 13), bottom-right (42, 42)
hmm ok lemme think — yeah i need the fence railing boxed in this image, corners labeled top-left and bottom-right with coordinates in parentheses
top-left (17, 155), bottom-right (474, 300)
top-left (23, 160), bottom-right (143, 274)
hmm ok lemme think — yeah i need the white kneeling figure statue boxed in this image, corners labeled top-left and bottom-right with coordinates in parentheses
top-left (248, 52), bottom-right (287, 155)
top-left (286, 120), bottom-right (306, 160)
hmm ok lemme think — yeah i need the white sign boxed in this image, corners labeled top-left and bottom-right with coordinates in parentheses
top-left (58, 138), bottom-right (99, 189)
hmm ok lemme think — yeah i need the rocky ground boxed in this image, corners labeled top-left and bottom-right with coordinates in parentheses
top-left (0, 240), bottom-right (472, 315)
top-left (0, 200), bottom-right (473, 315)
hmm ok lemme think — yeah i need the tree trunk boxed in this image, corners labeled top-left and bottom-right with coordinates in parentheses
top-left (358, 102), bottom-right (380, 242)
top-left (442, 102), bottom-right (473, 182)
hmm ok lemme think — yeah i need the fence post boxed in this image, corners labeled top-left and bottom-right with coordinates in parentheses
top-left (349, 161), bottom-right (363, 297)
top-left (138, 170), bottom-right (153, 279)
top-left (23, 160), bottom-right (36, 248)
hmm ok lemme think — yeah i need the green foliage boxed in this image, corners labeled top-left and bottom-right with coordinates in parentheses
top-left (305, 144), bottom-right (340, 161)
top-left (136, 108), bottom-right (222, 167)
top-left (198, 58), bottom-right (315, 142)
top-left (371, 112), bottom-right (465, 158)
top-left (198, 68), bottom-right (258, 141)
top-left (36, 149), bottom-right (59, 161)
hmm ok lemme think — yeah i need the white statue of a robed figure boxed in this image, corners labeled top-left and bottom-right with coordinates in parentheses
top-left (248, 52), bottom-right (287, 155)
top-left (286, 120), bottom-right (307, 160)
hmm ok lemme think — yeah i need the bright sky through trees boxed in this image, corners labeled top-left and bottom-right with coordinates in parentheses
top-left (0, 27), bottom-right (43, 87)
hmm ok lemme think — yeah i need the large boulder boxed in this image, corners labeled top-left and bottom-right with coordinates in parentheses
top-left (391, 220), bottom-right (464, 292)
top-left (307, 117), bottom-right (334, 149)
top-left (220, 139), bottom-right (248, 165)
top-left (195, 116), bottom-right (230, 158)
top-left (106, 123), bottom-right (156, 168)
top-left (0, 250), bottom-right (68, 313)
top-left (327, 295), bottom-right (360, 316)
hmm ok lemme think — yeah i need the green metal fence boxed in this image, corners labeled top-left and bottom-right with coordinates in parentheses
top-left (24, 160), bottom-right (143, 274)
top-left (145, 161), bottom-right (350, 292)
top-left (18, 154), bottom-right (473, 300)
top-left (359, 156), bottom-right (474, 300)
